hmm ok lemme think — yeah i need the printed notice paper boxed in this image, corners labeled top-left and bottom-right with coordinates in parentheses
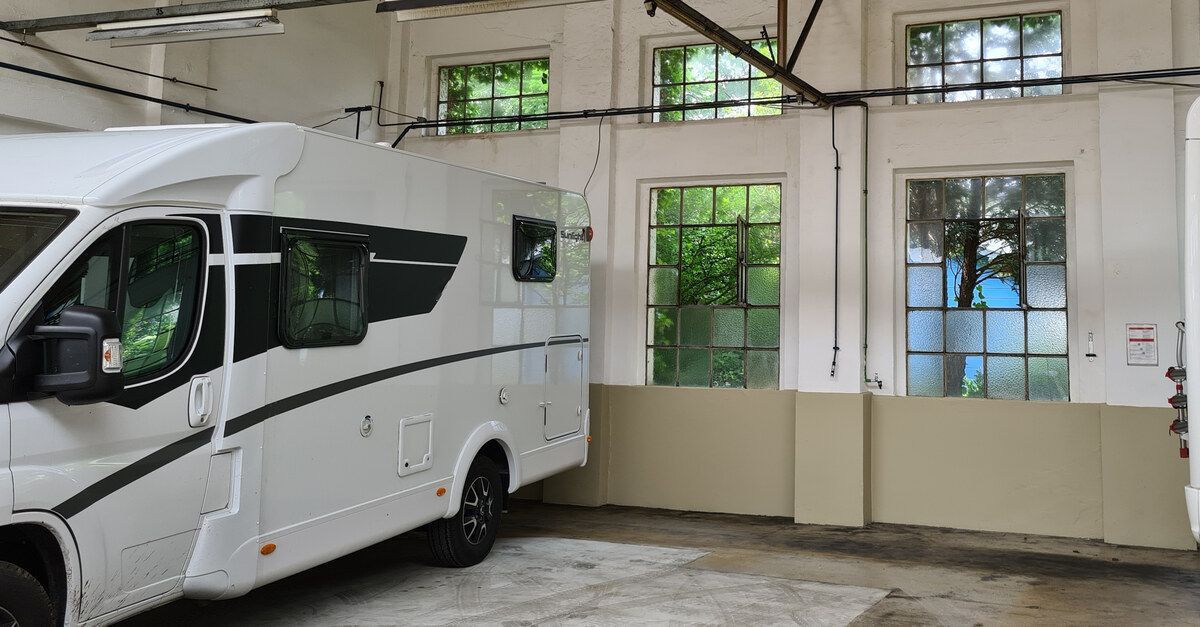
top-left (1126, 323), bottom-right (1158, 367)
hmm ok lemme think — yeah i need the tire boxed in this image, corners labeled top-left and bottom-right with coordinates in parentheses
top-left (0, 561), bottom-right (53, 627)
top-left (427, 455), bottom-right (502, 567)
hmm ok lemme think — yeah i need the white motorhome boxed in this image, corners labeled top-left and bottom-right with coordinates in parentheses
top-left (1183, 99), bottom-right (1200, 545)
top-left (0, 123), bottom-right (591, 626)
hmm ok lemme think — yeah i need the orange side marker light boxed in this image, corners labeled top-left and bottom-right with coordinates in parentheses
top-left (586, 435), bottom-right (593, 443)
top-left (260, 543), bottom-right (276, 556)
top-left (436, 487), bottom-right (447, 497)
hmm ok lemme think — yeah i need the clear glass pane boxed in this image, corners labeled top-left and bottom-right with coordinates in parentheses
top-left (1028, 310), bottom-right (1067, 354)
top-left (1029, 356), bottom-right (1069, 401)
top-left (907, 266), bottom-right (943, 308)
top-left (652, 227), bottom-right (679, 265)
top-left (715, 186), bottom-right (747, 223)
top-left (944, 221), bottom-right (1020, 308)
top-left (908, 310), bottom-right (944, 352)
top-left (680, 306), bottom-right (712, 346)
top-left (749, 40), bottom-right (777, 78)
top-left (983, 16), bottom-right (1020, 59)
top-left (494, 62), bottom-right (522, 97)
top-left (493, 97), bottom-right (520, 131)
top-left (946, 309), bottom-right (984, 353)
top-left (682, 187), bottom-right (714, 225)
top-left (647, 348), bottom-right (677, 386)
top-left (986, 310), bottom-right (1025, 353)
top-left (1026, 218), bottom-right (1066, 262)
top-left (679, 348), bottom-right (710, 387)
top-left (685, 44), bottom-right (717, 82)
top-left (466, 100), bottom-right (492, 133)
top-left (945, 20), bottom-right (982, 62)
top-left (1022, 13), bottom-right (1062, 56)
top-left (908, 180), bottom-right (943, 219)
top-left (906, 66), bottom-right (943, 105)
top-left (684, 83), bottom-right (717, 121)
top-left (907, 23), bottom-right (943, 65)
top-left (747, 267), bottom-right (780, 306)
top-left (654, 188), bottom-right (681, 225)
top-left (466, 64), bottom-right (493, 100)
top-left (655, 47), bottom-right (685, 85)
top-left (747, 351), bottom-right (779, 389)
top-left (987, 355), bottom-right (1026, 400)
top-left (445, 66), bottom-right (467, 100)
top-left (649, 307), bottom-right (678, 346)
top-left (944, 63), bottom-right (982, 102)
top-left (946, 354), bottom-right (985, 397)
top-left (748, 225), bottom-right (781, 264)
top-left (717, 46), bottom-right (750, 81)
top-left (713, 308), bottom-right (745, 347)
top-left (908, 221), bottom-right (943, 263)
top-left (717, 80), bottom-right (750, 119)
top-left (681, 227), bottom-right (737, 305)
top-left (648, 268), bottom-right (678, 305)
top-left (750, 78), bottom-right (783, 102)
top-left (748, 185), bottom-right (781, 222)
top-left (1024, 56), bottom-right (1063, 97)
top-left (1025, 174), bottom-right (1066, 216)
top-left (655, 85), bottom-right (684, 122)
top-left (945, 177), bottom-right (983, 219)
top-left (984, 176), bottom-right (1022, 217)
top-left (522, 59), bottom-right (549, 95)
top-left (748, 308), bottom-right (779, 348)
top-left (712, 350), bottom-right (745, 388)
top-left (908, 354), bottom-right (944, 397)
top-left (1027, 264), bottom-right (1067, 308)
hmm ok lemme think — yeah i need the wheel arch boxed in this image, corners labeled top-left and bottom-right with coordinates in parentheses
top-left (445, 421), bottom-right (520, 518)
top-left (2, 511), bottom-right (81, 625)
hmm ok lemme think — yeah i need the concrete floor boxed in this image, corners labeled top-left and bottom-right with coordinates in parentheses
top-left (128, 501), bottom-right (1200, 626)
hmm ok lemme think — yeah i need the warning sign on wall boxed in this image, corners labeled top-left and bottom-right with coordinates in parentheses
top-left (1126, 323), bottom-right (1159, 367)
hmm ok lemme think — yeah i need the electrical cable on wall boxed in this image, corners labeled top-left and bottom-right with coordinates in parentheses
top-left (830, 104), bottom-right (841, 378)
top-left (583, 115), bottom-right (607, 195)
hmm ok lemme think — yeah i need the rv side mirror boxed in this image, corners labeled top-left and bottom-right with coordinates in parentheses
top-left (29, 306), bottom-right (124, 405)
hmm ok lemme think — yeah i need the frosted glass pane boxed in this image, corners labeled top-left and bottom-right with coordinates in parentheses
top-left (712, 350), bottom-right (744, 388)
top-left (747, 351), bottom-right (779, 389)
top-left (1027, 264), bottom-right (1066, 308)
top-left (986, 310), bottom-right (1025, 353)
top-left (987, 356), bottom-right (1026, 400)
top-left (680, 307), bottom-right (712, 346)
top-left (647, 348), bottom-right (676, 386)
top-left (945, 20), bottom-right (981, 62)
top-left (1029, 356), bottom-right (1069, 401)
top-left (945, 354), bottom-right (984, 398)
top-left (907, 222), bottom-right (943, 263)
top-left (648, 307), bottom-right (678, 346)
top-left (945, 63), bottom-right (981, 102)
top-left (908, 354), bottom-right (944, 397)
top-left (907, 23), bottom-right (942, 65)
top-left (908, 310), bottom-right (944, 352)
top-left (983, 59), bottom-right (1021, 99)
top-left (983, 17), bottom-right (1020, 59)
top-left (714, 186), bottom-right (747, 223)
top-left (678, 348), bottom-right (709, 387)
top-left (717, 46), bottom-right (750, 81)
top-left (685, 45), bottom-right (717, 82)
top-left (908, 180), bottom-right (943, 219)
top-left (748, 225), bottom-right (781, 264)
top-left (1023, 56), bottom-right (1063, 97)
top-left (1025, 175), bottom-right (1065, 216)
top-left (906, 66), bottom-right (942, 104)
top-left (748, 185), bottom-right (781, 222)
top-left (1022, 13), bottom-right (1062, 55)
top-left (747, 267), bottom-right (780, 305)
top-left (654, 188), bottom-right (681, 225)
top-left (945, 178), bottom-right (982, 219)
top-left (1026, 218), bottom-right (1066, 262)
top-left (713, 308), bottom-right (744, 347)
top-left (652, 228), bottom-right (679, 265)
top-left (946, 309), bottom-right (984, 353)
top-left (648, 268), bottom-right (678, 305)
top-left (1028, 310), bottom-right (1067, 354)
top-left (748, 308), bottom-right (779, 348)
top-left (682, 187), bottom-right (714, 224)
top-left (985, 176), bottom-right (1021, 217)
top-left (907, 266), bottom-right (942, 308)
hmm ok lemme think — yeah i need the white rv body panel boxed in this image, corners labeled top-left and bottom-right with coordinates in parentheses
top-left (1183, 99), bottom-right (1200, 544)
top-left (0, 124), bottom-right (590, 623)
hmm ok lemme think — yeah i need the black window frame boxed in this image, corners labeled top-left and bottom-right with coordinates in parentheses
top-left (278, 230), bottom-right (370, 349)
top-left (512, 216), bottom-right (558, 283)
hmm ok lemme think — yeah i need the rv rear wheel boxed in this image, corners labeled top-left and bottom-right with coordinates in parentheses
top-left (427, 455), bottom-right (502, 567)
top-left (0, 561), bottom-right (54, 627)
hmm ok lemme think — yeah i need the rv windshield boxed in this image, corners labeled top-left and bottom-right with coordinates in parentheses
top-left (0, 210), bottom-right (72, 292)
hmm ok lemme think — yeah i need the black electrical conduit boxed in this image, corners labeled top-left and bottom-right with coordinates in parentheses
top-left (0, 60), bottom-right (254, 123)
top-left (0, 35), bottom-right (216, 91)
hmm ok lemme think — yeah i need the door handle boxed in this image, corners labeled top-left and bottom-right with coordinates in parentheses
top-left (189, 376), bottom-right (213, 428)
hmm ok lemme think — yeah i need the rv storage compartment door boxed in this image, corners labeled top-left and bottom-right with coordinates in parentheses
top-left (543, 335), bottom-right (584, 440)
top-left (398, 413), bottom-right (433, 476)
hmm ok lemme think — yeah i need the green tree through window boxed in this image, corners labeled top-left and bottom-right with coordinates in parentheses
top-left (437, 58), bottom-right (549, 135)
top-left (647, 184), bottom-right (781, 388)
top-left (653, 38), bottom-right (783, 122)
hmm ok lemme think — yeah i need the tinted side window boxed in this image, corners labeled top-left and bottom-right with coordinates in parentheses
top-left (513, 216), bottom-right (557, 282)
top-left (122, 224), bottom-right (205, 379)
top-left (280, 234), bottom-right (368, 348)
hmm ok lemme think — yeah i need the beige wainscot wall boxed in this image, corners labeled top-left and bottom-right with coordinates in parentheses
top-left (541, 386), bottom-right (1197, 552)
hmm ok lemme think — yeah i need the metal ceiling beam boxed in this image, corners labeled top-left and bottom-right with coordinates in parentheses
top-left (785, 0), bottom-right (821, 73)
top-left (647, 0), bottom-right (829, 107)
top-left (0, 0), bottom-right (371, 34)
top-left (376, 0), bottom-right (496, 11)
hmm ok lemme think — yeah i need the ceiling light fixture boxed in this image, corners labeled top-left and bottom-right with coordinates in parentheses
top-left (86, 9), bottom-right (284, 47)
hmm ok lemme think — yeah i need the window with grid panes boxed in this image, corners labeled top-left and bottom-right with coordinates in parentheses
top-left (906, 174), bottom-right (1069, 401)
top-left (905, 12), bottom-right (1062, 104)
top-left (652, 38), bottom-right (783, 122)
top-left (647, 184), bottom-right (781, 388)
top-left (437, 58), bottom-right (549, 135)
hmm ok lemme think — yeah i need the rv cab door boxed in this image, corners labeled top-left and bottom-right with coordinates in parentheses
top-left (543, 335), bottom-right (584, 440)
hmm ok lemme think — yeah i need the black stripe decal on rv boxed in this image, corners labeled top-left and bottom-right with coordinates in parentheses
top-left (231, 215), bottom-right (468, 264)
top-left (51, 338), bottom-right (587, 518)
